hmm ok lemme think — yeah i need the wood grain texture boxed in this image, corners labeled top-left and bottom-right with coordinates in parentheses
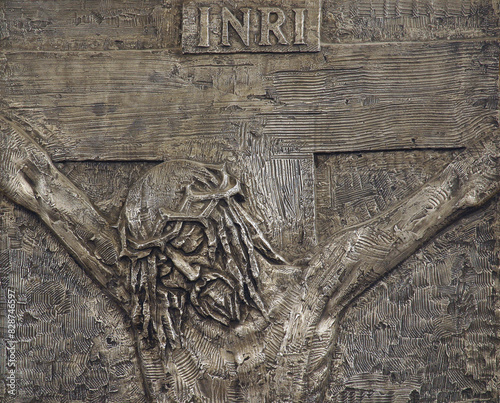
top-left (0, 0), bottom-right (181, 51)
top-left (321, 0), bottom-right (500, 43)
top-left (1, 41), bottom-right (497, 161)
top-left (0, 0), bottom-right (498, 51)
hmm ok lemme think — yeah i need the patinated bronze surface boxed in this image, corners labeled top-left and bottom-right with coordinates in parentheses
top-left (0, 1), bottom-right (499, 402)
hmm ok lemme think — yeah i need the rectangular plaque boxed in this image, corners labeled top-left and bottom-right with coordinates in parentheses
top-left (182, 0), bottom-right (320, 53)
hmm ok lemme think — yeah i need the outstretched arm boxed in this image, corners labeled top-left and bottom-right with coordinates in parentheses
top-left (0, 115), bottom-right (130, 306)
top-left (273, 132), bottom-right (499, 400)
top-left (312, 133), bottom-right (499, 324)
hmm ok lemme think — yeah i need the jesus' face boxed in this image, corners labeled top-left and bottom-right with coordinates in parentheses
top-left (120, 160), bottom-right (285, 349)
top-left (157, 222), bottom-right (244, 326)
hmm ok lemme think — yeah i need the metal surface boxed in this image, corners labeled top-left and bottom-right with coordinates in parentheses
top-left (0, 0), bottom-right (499, 402)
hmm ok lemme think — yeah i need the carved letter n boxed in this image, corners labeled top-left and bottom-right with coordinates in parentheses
top-left (222, 7), bottom-right (251, 47)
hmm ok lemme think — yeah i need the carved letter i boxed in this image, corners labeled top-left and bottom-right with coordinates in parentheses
top-left (293, 9), bottom-right (306, 45)
top-left (198, 7), bottom-right (210, 47)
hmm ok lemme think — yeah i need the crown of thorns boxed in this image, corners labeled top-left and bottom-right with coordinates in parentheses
top-left (118, 160), bottom-right (239, 253)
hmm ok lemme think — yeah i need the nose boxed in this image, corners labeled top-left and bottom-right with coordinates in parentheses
top-left (165, 245), bottom-right (201, 281)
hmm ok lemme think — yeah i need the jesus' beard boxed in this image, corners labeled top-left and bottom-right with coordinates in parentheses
top-left (131, 215), bottom-right (272, 350)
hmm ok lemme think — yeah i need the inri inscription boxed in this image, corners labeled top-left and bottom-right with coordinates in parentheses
top-left (182, 0), bottom-right (320, 53)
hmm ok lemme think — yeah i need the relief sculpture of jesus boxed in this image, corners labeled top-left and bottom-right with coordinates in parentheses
top-left (0, 114), bottom-right (498, 402)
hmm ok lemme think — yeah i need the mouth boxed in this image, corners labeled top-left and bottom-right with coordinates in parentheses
top-left (159, 265), bottom-right (241, 326)
top-left (191, 277), bottom-right (241, 325)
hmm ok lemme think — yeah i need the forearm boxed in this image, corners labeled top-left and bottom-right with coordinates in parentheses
top-left (0, 116), bottom-right (130, 305)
